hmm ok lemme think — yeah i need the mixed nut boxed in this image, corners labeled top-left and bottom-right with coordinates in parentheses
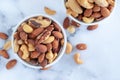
top-left (65, 0), bottom-right (115, 23)
top-left (13, 16), bottom-right (64, 67)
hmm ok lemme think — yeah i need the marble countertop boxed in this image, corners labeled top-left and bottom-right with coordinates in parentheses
top-left (0, 0), bottom-right (120, 80)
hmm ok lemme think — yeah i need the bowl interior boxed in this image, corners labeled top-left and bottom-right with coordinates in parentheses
top-left (12, 14), bottom-right (67, 69)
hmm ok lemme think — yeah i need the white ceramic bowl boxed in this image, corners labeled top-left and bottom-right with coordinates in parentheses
top-left (63, 0), bottom-right (116, 25)
top-left (12, 14), bottom-right (67, 69)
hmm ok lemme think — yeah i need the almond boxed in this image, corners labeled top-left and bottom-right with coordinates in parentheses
top-left (52, 31), bottom-right (63, 39)
top-left (76, 43), bottom-right (87, 50)
top-left (6, 59), bottom-right (17, 70)
top-left (46, 43), bottom-right (52, 51)
top-left (52, 39), bottom-right (59, 50)
top-left (63, 17), bottom-right (70, 29)
top-left (0, 50), bottom-right (9, 59)
top-left (30, 51), bottom-right (40, 59)
top-left (87, 24), bottom-right (98, 30)
top-left (35, 44), bottom-right (47, 53)
top-left (0, 32), bottom-right (8, 40)
top-left (71, 20), bottom-right (80, 27)
top-left (53, 22), bottom-right (61, 31)
top-left (93, 5), bottom-right (101, 12)
top-left (84, 9), bottom-right (93, 17)
top-left (14, 32), bottom-right (20, 40)
top-left (91, 12), bottom-right (101, 19)
top-left (38, 53), bottom-right (45, 63)
top-left (40, 59), bottom-right (47, 67)
top-left (17, 50), bottom-right (23, 58)
top-left (101, 7), bottom-right (110, 17)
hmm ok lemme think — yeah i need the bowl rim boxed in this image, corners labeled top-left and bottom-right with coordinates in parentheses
top-left (63, 0), bottom-right (116, 25)
top-left (11, 14), bottom-right (67, 69)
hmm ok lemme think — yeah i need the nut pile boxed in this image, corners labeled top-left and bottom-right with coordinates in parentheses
top-left (13, 16), bottom-right (64, 67)
top-left (65, 0), bottom-right (115, 23)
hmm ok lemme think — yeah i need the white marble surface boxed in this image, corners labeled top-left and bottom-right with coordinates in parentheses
top-left (0, 0), bottom-right (120, 80)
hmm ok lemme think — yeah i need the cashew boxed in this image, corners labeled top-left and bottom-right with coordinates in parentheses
top-left (88, 0), bottom-right (94, 3)
top-left (94, 0), bottom-right (109, 7)
top-left (67, 8), bottom-right (79, 17)
top-left (3, 40), bottom-right (11, 50)
top-left (14, 39), bottom-right (19, 53)
top-left (43, 36), bottom-right (55, 44)
top-left (28, 43), bottom-right (35, 51)
top-left (46, 51), bottom-right (54, 60)
top-left (67, 26), bottom-right (76, 34)
top-left (68, 0), bottom-right (83, 14)
top-left (22, 23), bottom-right (33, 33)
top-left (107, 0), bottom-right (115, 6)
top-left (65, 1), bottom-right (69, 8)
top-left (39, 19), bottom-right (52, 28)
top-left (44, 7), bottom-right (56, 15)
top-left (48, 53), bottom-right (57, 63)
top-left (20, 44), bottom-right (29, 59)
top-left (82, 17), bottom-right (94, 23)
top-left (65, 42), bottom-right (72, 54)
top-left (74, 53), bottom-right (83, 64)
top-left (77, 0), bottom-right (94, 9)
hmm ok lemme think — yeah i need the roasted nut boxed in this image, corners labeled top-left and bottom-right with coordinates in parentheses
top-left (46, 51), bottom-right (54, 60)
top-left (77, 0), bottom-right (94, 9)
top-left (44, 7), bottom-right (56, 15)
top-left (67, 26), bottom-right (76, 34)
top-left (30, 51), bottom-right (40, 59)
top-left (108, 5), bottom-right (114, 12)
top-left (17, 39), bottom-right (23, 45)
top-left (0, 32), bottom-right (8, 40)
top-left (74, 53), bottom-right (83, 64)
top-left (67, 8), bottom-right (79, 18)
top-left (28, 43), bottom-right (35, 51)
top-left (107, 0), bottom-right (115, 6)
top-left (63, 17), bottom-right (70, 29)
top-left (52, 39), bottom-right (59, 51)
top-left (76, 43), bottom-right (87, 50)
top-left (94, 0), bottom-right (109, 7)
top-left (35, 44), bottom-right (47, 53)
top-left (6, 59), bottom-right (17, 70)
top-left (27, 39), bottom-right (35, 46)
top-left (53, 22), bottom-right (61, 31)
top-left (19, 31), bottom-right (28, 40)
top-left (48, 53), bottom-right (57, 63)
top-left (22, 23), bottom-right (33, 33)
top-left (68, 0), bottom-right (83, 14)
top-left (82, 17), bottom-right (94, 23)
top-left (20, 44), bottom-right (29, 59)
top-left (46, 43), bottom-right (52, 51)
top-left (93, 5), bottom-right (101, 12)
top-left (0, 50), bottom-right (9, 59)
top-left (17, 26), bottom-right (23, 32)
top-left (87, 24), bottom-right (98, 30)
top-left (84, 9), bottom-right (93, 17)
top-left (38, 53), bottom-right (45, 63)
top-left (17, 50), bottom-right (23, 58)
top-left (14, 39), bottom-right (19, 53)
top-left (101, 7), bottom-right (110, 17)
top-left (29, 27), bottom-right (44, 38)
top-left (91, 12), bottom-right (101, 19)
top-left (71, 20), bottom-right (80, 27)
top-left (52, 31), bottom-right (63, 39)
top-left (65, 42), bottom-right (72, 54)
top-left (38, 19), bottom-right (52, 28)
top-left (61, 39), bottom-right (64, 46)
top-left (3, 40), bottom-right (11, 50)
top-left (14, 32), bottom-right (20, 40)
top-left (43, 36), bottom-right (55, 44)
top-left (40, 59), bottom-right (48, 67)
top-left (77, 15), bottom-right (83, 21)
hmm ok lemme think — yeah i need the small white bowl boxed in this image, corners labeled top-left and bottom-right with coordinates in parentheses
top-left (11, 14), bottom-right (67, 69)
top-left (63, 0), bottom-right (116, 25)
